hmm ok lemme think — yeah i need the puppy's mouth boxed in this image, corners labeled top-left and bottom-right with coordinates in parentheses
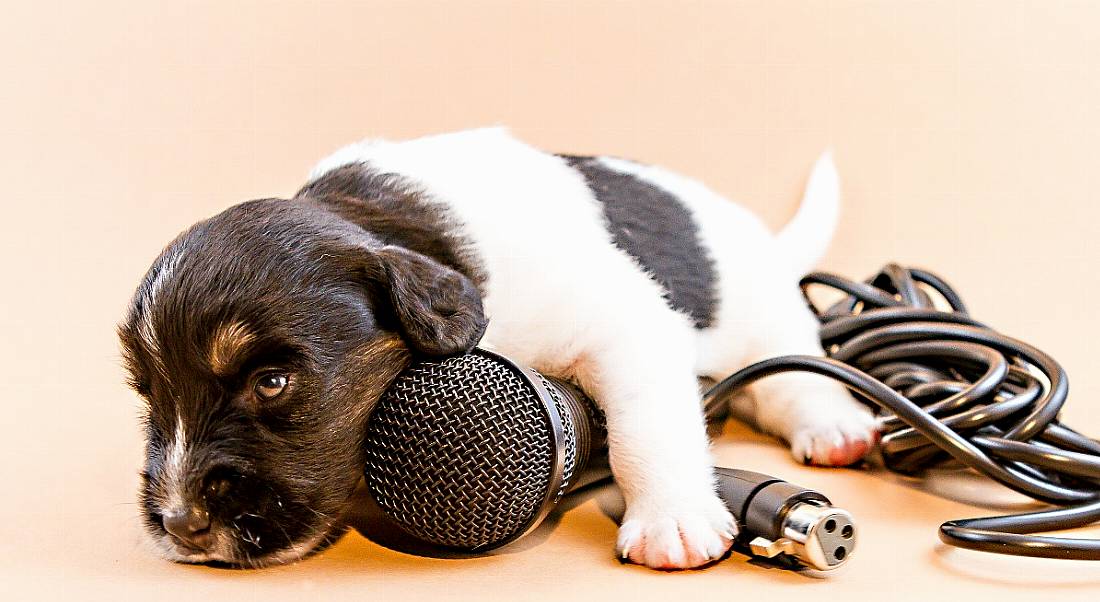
top-left (149, 515), bottom-right (345, 569)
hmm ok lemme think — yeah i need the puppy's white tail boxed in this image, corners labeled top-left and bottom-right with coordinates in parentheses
top-left (776, 151), bottom-right (840, 276)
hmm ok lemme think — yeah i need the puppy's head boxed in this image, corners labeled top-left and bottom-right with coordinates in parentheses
top-left (118, 198), bottom-right (486, 567)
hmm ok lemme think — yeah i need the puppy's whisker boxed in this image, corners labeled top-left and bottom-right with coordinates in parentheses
top-left (241, 526), bottom-right (262, 548)
top-left (270, 522), bottom-right (304, 563)
top-left (304, 505), bottom-right (335, 521)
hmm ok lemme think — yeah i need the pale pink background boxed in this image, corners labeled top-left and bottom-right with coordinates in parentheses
top-left (2, 1), bottom-right (1099, 599)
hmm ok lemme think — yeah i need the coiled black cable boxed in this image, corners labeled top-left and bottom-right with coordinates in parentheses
top-left (702, 264), bottom-right (1100, 560)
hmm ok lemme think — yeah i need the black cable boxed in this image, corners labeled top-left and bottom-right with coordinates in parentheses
top-left (702, 264), bottom-right (1100, 560)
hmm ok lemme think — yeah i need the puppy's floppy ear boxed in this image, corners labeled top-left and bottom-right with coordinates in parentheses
top-left (365, 246), bottom-right (488, 356)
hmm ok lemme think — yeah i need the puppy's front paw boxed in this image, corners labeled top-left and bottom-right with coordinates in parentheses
top-left (789, 403), bottom-right (879, 467)
top-left (616, 495), bottom-right (736, 570)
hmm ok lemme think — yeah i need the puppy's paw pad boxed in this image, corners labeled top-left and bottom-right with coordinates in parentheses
top-left (789, 406), bottom-right (879, 467)
top-left (616, 500), bottom-right (735, 569)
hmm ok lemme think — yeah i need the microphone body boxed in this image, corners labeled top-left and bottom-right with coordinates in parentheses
top-left (363, 348), bottom-right (854, 571)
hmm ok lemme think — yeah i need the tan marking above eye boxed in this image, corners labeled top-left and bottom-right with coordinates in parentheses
top-left (209, 321), bottom-right (256, 376)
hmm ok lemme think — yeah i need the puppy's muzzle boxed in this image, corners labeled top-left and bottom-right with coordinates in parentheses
top-left (159, 469), bottom-right (236, 553)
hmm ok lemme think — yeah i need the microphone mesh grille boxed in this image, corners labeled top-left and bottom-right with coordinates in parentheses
top-left (363, 352), bottom-right (561, 549)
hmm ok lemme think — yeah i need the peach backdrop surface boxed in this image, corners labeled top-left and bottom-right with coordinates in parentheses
top-left (2, 1), bottom-right (1099, 599)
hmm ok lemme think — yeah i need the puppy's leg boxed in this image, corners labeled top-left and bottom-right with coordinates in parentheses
top-left (739, 286), bottom-right (879, 466)
top-left (569, 316), bottom-right (736, 569)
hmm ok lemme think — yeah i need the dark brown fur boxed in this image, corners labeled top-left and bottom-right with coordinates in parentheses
top-left (119, 189), bottom-right (487, 565)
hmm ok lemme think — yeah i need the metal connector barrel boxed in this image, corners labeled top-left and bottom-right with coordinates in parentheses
top-left (715, 467), bottom-right (856, 570)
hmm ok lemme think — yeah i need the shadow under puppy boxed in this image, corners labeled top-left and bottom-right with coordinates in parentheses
top-left (119, 128), bottom-right (877, 570)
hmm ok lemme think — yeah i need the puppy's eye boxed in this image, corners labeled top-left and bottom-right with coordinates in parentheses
top-left (254, 373), bottom-right (289, 401)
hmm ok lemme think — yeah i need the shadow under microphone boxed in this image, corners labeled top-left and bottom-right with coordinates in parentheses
top-left (363, 348), bottom-right (855, 571)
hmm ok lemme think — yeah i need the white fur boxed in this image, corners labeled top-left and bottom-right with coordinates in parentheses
top-left (310, 128), bottom-right (876, 569)
top-left (163, 414), bottom-right (189, 512)
top-left (137, 242), bottom-right (187, 377)
top-left (594, 156), bottom-right (876, 466)
top-left (776, 150), bottom-right (841, 277)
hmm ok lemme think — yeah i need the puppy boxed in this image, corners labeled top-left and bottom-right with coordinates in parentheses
top-left (119, 128), bottom-right (877, 569)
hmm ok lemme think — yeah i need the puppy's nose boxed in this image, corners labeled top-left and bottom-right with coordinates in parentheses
top-left (162, 507), bottom-right (212, 550)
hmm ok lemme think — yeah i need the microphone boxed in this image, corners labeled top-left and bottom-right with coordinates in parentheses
top-left (363, 348), bottom-right (856, 571)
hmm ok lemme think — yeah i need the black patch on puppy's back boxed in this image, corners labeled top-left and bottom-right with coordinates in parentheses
top-left (562, 155), bottom-right (718, 329)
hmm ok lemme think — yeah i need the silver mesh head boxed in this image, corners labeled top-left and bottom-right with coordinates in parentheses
top-left (363, 350), bottom-right (569, 550)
